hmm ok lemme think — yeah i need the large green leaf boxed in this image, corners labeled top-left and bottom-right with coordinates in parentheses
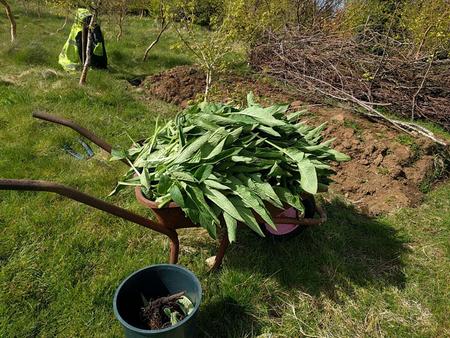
top-left (297, 158), bottom-right (318, 194)
top-left (305, 123), bottom-right (327, 142)
top-left (226, 176), bottom-right (276, 229)
top-left (223, 212), bottom-right (237, 243)
top-left (169, 184), bottom-right (185, 207)
top-left (231, 107), bottom-right (286, 127)
top-left (169, 171), bottom-right (196, 182)
top-left (258, 125), bottom-right (281, 137)
top-left (204, 179), bottom-right (231, 190)
top-left (157, 174), bottom-right (171, 194)
top-left (244, 174), bottom-right (283, 208)
top-left (203, 147), bottom-right (242, 164)
top-left (184, 185), bottom-right (219, 238)
top-left (228, 196), bottom-right (265, 237)
top-left (194, 164), bottom-right (213, 182)
top-left (202, 186), bottom-right (244, 222)
top-left (174, 132), bottom-right (211, 164)
top-left (327, 149), bottom-right (351, 161)
top-left (273, 186), bottom-right (305, 213)
top-left (203, 138), bottom-right (227, 160)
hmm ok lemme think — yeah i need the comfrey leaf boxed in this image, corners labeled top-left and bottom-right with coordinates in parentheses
top-left (169, 184), bottom-right (185, 207)
top-left (327, 149), bottom-right (351, 162)
top-left (203, 186), bottom-right (244, 222)
top-left (273, 186), bottom-right (305, 213)
top-left (110, 148), bottom-right (127, 161)
top-left (223, 212), bottom-right (238, 243)
top-left (228, 196), bottom-right (265, 237)
top-left (297, 158), bottom-right (318, 194)
top-left (113, 95), bottom-right (349, 242)
top-left (231, 107), bottom-right (286, 127)
top-left (226, 175), bottom-right (276, 230)
top-left (174, 132), bottom-right (211, 164)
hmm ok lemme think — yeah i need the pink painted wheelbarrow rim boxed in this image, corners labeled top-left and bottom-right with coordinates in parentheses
top-left (265, 207), bottom-right (300, 235)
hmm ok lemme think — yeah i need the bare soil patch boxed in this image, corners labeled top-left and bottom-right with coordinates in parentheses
top-left (305, 106), bottom-right (438, 215)
top-left (140, 66), bottom-right (295, 107)
top-left (141, 67), bottom-right (206, 106)
top-left (139, 66), bottom-right (448, 215)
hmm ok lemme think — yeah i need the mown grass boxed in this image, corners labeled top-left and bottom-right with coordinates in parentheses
top-left (1, 4), bottom-right (450, 337)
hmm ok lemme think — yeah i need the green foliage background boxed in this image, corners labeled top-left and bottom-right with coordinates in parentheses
top-left (343, 0), bottom-right (450, 54)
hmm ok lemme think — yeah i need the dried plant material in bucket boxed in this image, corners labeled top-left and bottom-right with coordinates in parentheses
top-left (140, 292), bottom-right (194, 330)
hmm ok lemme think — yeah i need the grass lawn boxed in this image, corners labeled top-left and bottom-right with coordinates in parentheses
top-left (1, 4), bottom-right (449, 337)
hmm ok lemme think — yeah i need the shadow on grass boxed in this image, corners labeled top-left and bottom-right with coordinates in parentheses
top-left (196, 297), bottom-right (261, 338)
top-left (192, 199), bottom-right (407, 336)
top-left (196, 198), bottom-right (407, 295)
top-left (245, 199), bottom-right (404, 293)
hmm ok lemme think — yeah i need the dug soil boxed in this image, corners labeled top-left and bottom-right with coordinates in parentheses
top-left (308, 107), bottom-right (438, 215)
top-left (140, 66), bottom-right (293, 107)
top-left (138, 66), bottom-right (448, 215)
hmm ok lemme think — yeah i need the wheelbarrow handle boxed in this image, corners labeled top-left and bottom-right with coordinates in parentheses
top-left (32, 111), bottom-right (113, 154)
top-left (0, 179), bottom-right (179, 262)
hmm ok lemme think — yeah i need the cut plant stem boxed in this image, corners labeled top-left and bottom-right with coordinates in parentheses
top-left (140, 291), bottom-right (186, 330)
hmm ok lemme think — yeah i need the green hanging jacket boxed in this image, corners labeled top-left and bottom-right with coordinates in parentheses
top-left (59, 8), bottom-right (107, 72)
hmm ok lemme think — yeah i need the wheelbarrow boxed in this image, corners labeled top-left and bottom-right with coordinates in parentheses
top-left (0, 112), bottom-right (327, 269)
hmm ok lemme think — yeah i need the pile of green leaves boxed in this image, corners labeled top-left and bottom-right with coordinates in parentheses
top-left (111, 94), bottom-right (350, 242)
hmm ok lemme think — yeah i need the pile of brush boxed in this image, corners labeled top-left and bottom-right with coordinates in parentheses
top-left (250, 29), bottom-right (450, 132)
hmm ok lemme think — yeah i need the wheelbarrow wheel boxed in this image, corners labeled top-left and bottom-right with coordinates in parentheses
top-left (263, 196), bottom-right (316, 240)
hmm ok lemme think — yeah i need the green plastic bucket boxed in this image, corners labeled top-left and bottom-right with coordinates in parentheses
top-left (113, 264), bottom-right (202, 338)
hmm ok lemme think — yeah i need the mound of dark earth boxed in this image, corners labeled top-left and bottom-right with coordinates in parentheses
top-left (306, 106), bottom-right (440, 215)
top-left (140, 66), bottom-right (295, 107)
top-left (139, 66), bottom-right (448, 215)
top-left (140, 66), bottom-right (205, 106)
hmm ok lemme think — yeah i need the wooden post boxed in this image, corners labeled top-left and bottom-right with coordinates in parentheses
top-left (79, 9), bottom-right (98, 86)
top-left (81, 21), bottom-right (88, 65)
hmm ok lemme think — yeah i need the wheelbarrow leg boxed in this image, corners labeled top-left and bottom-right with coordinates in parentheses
top-left (169, 235), bottom-right (179, 264)
top-left (211, 234), bottom-right (230, 270)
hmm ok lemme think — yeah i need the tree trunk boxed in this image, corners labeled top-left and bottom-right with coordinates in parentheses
top-left (0, 0), bottom-right (17, 43)
top-left (116, 7), bottom-right (125, 40)
top-left (79, 14), bottom-right (97, 86)
top-left (81, 23), bottom-right (88, 65)
top-left (204, 68), bottom-right (212, 102)
top-left (142, 22), bottom-right (169, 61)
